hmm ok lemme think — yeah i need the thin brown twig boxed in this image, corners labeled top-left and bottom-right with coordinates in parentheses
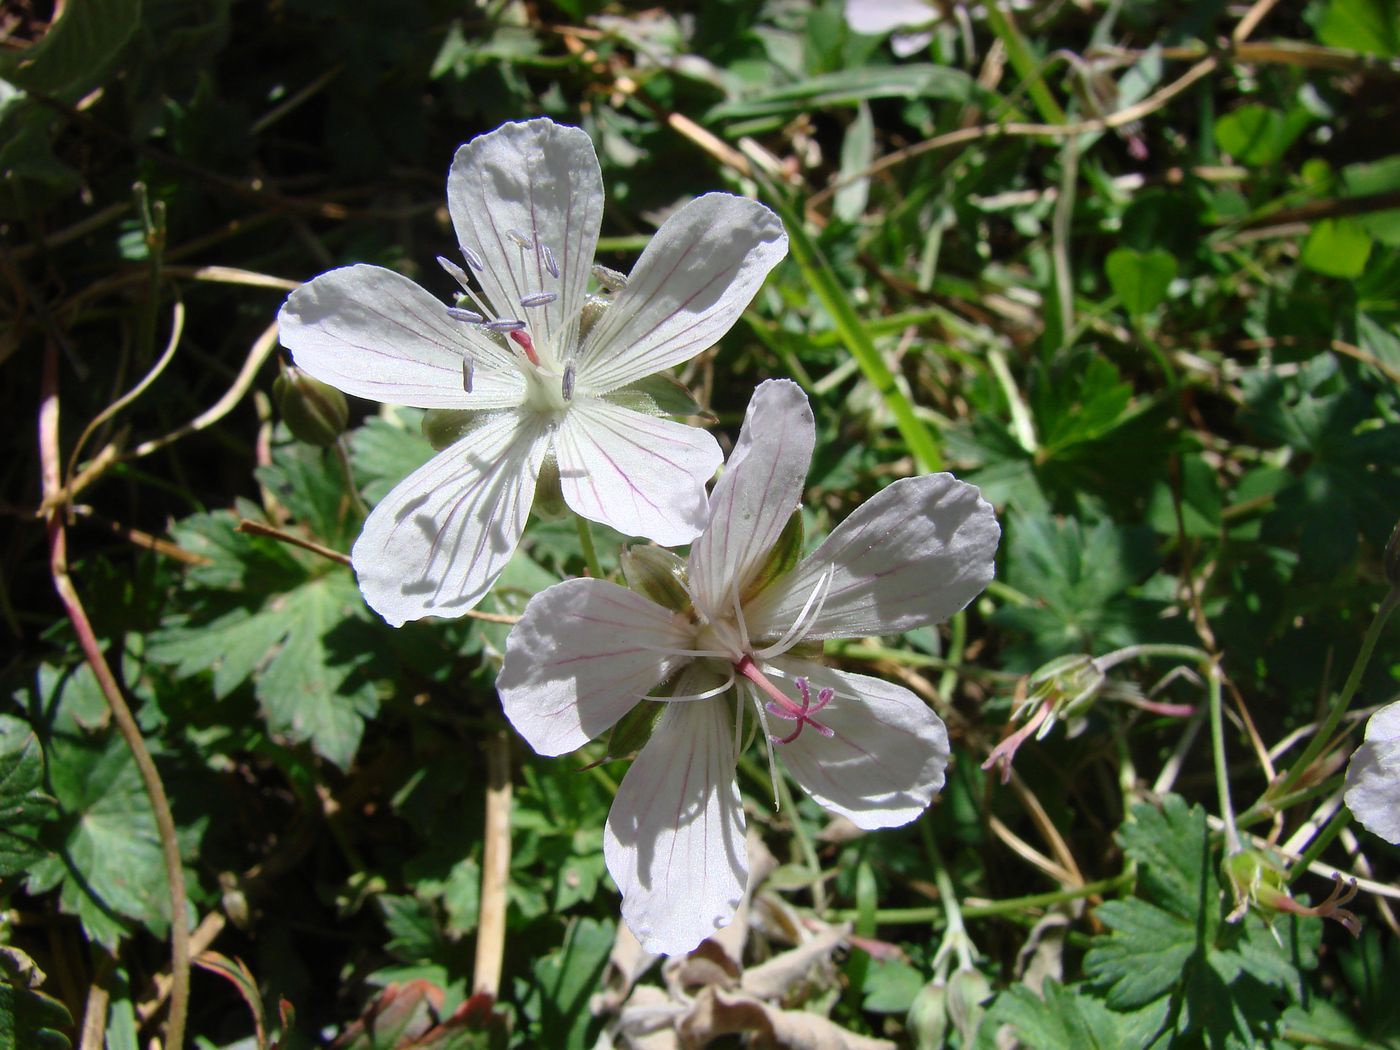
top-left (809, 57), bottom-right (1219, 209)
top-left (40, 343), bottom-right (190, 1050)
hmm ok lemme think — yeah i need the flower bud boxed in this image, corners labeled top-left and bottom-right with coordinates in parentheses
top-left (421, 408), bottom-right (478, 451)
top-left (620, 545), bottom-right (692, 613)
top-left (274, 365), bottom-right (348, 446)
top-left (1027, 653), bottom-right (1106, 719)
top-left (946, 968), bottom-right (991, 1045)
top-left (741, 510), bottom-right (804, 601)
top-left (906, 980), bottom-right (948, 1050)
top-left (1223, 848), bottom-right (1361, 936)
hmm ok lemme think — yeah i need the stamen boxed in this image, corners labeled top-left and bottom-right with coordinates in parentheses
top-left (562, 364), bottom-right (575, 402)
top-left (484, 318), bottom-right (527, 333)
top-left (437, 255), bottom-right (471, 289)
top-left (592, 263), bottom-right (627, 291)
top-left (520, 291), bottom-right (558, 308)
top-left (758, 565), bottom-right (836, 660)
top-left (542, 245), bottom-right (559, 279)
top-left (509, 329), bottom-right (542, 367)
top-left (461, 357), bottom-right (474, 393)
top-left (461, 245), bottom-right (485, 271)
top-left (507, 228), bottom-right (534, 249)
top-left (446, 306), bottom-right (485, 324)
top-left (745, 684), bottom-right (782, 809)
top-left (645, 672), bottom-right (735, 703)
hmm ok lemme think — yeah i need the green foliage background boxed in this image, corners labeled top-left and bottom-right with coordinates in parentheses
top-left (3, 0), bottom-right (1400, 1046)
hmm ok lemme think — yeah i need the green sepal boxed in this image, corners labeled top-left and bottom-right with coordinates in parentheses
top-left (606, 701), bottom-right (664, 760)
top-left (742, 510), bottom-right (804, 602)
top-left (274, 365), bottom-right (349, 447)
top-left (533, 457), bottom-right (566, 519)
top-left (615, 373), bottom-right (713, 420)
top-left (420, 408), bottom-right (481, 451)
top-left (620, 546), bottom-right (692, 612)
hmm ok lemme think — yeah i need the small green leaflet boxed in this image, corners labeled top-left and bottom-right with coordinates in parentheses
top-left (979, 979), bottom-right (1169, 1050)
top-left (1083, 796), bottom-right (1321, 1047)
top-left (0, 715), bottom-right (55, 877)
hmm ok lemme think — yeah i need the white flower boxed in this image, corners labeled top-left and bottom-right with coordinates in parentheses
top-left (277, 118), bottom-right (788, 626)
top-left (498, 379), bottom-right (1000, 954)
top-left (844, 0), bottom-right (942, 56)
top-left (1344, 700), bottom-right (1400, 844)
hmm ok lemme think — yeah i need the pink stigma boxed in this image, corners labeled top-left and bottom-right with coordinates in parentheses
top-left (734, 656), bottom-right (834, 745)
top-left (509, 329), bottom-right (541, 366)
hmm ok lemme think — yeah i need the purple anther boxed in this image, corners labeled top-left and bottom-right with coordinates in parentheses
top-left (462, 357), bottom-right (474, 393)
top-left (766, 676), bottom-right (835, 745)
top-left (437, 255), bottom-right (470, 288)
top-left (542, 244), bottom-right (559, 278)
top-left (520, 291), bottom-right (558, 308)
top-left (562, 364), bottom-right (575, 402)
top-left (484, 318), bottom-right (527, 333)
top-left (461, 245), bottom-right (485, 271)
top-left (446, 306), bottom-right (485, 324)
top-left (507, 228), bottom-right (534, 249)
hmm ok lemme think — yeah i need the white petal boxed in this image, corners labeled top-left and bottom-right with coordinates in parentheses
top-left (1345, 700), bottom-right (1400, 844)
top-left (448, 119), bottom-right (602, 365)
top-left (844, 0), bottom-right (937, 34)
top-left (554, 399), bottom-right (722, 546)
top-left (890, 29), bottom-right (935, 56)
top-left (278, 265), bottom-right (526, 409)
top-left (574, 194), bottom-right (788, 392)
top-left (497, 579), bottom-right (694, 757)
top-left (351, 411), bottom-right (548, 626)
top-left (604, 693), bottom-right (747, 955)
top-left (688, 380), bottom-right (815, 621)
top-left (746, 474), bottom-right (1000, 643)
top-left (767, 659), bottom-right (950, 829)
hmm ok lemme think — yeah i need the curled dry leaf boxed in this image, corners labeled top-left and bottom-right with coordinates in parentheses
top-left (677, 986), bottom-right (896, 1050)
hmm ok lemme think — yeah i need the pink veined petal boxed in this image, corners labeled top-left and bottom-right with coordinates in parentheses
top-left (447, 119), bottom-right (602, 363)
top-left (1345, 700), bottom-right (1400, 845)
top-left (688, 380), bottom-right (815, 621)
top-left (604, 688), bottom-right (748, 956)
top-left (574, 194), bottom-right (788, 393)
top-left (278, 265), bottom-right (526, 409)
top-left (746, 474), bottom-right (1000, 644)
top-left (497, 578), bottom-right (694, 758)
top-left (767, 658), bottom-right (950, 830)
top-left (553, 399), bottom-right (722, 546)
top-left (350, 411), bottom-right (549, 626)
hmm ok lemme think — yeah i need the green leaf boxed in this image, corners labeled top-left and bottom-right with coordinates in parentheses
top-left (834, 101), bottom-right (874, 223)
top-left (351, 408), bottom-right (435, 505)
top-left (1317, 0), bottom-right (1399, 56)
top-left (0, 951), bottom-right (72, 1050)
top-left (1105, 248), bottom-right (1176, 316)
top-left (0, 0), bottom-right (141, 95)
top-left (993, 516), bottom-right (1160, 668)
top-left (707, 64), bottom-right (980, 121)
top-left (0, 716), bottom-right (56, 877)
top-left (1301, 218), bottom-right (1374, 278)
top-left (1215, 105), bottom-right (1290, 166)
top-left (862, 959), bottom-right (925, 1014)
top-left (1342, 155), bottom-right (1400, 245)
top-left (984, 979), bottom-right (1169, 1050)
top-left (24, 734), bottom-right (171, 950)
top-left (149, 511), bottom-right (380, 770)
top-left (520, 917), bottom-right (614, 1050)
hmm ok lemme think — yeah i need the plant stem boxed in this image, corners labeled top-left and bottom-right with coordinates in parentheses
top-left (40, 343), bottom-right (189, 1050)
top-left (1286, 804), bottom-right (1351, 887)
top-left (1247, 588), bottom-right (1399, 821)
top-left (984, 2), bottom-right (1067, 125)
top-left (828, 871), bottom-right (1134, 925)
top-left (574, 512), bottom-right (604, 579)
top-left (1208, 660), bottom-right (1241, 854)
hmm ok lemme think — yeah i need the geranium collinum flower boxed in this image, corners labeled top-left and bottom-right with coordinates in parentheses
top-left (277, 118), bottom-right (788, 626)
top-left (498, 380), bottom-right (1001, 954)
top-left (1344, 700), bottom-right (1400, 844)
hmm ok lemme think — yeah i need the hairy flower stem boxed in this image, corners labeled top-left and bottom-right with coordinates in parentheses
top-left (831, 871), bottom-right (1136, 925)
top-left (40, 344), bottom-right (189, 1050)
top-left (574, 511), bottom-right (604, 580)
top-left (1243, 587), bottom-right (1400, 825)
top-left (1286, 804), bottom-right (1352, 887)
top-left (1208, 661), bottom-right (1241, 854)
